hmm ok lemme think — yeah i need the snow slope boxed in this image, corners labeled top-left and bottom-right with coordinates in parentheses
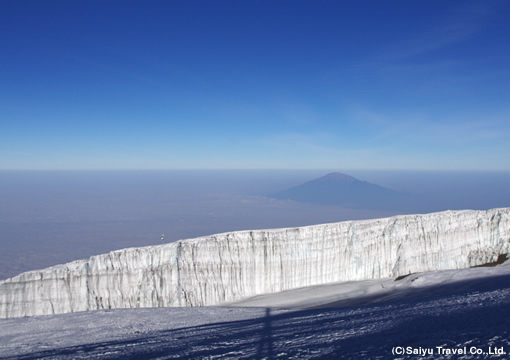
top-left (1, 263), bottom-right (510, 359)
top-left (1, 208), bottom-right (510, 318)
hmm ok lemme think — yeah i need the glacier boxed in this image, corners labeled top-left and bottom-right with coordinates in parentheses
top-left (1, 208), bottom-right (509, 318)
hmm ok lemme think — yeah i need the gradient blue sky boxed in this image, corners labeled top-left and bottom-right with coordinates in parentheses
top-left (1, 1), bottom-right (510, 170)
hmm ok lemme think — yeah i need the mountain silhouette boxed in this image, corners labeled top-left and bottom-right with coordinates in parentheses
top-left (273, 172), bottom-right (413, 210)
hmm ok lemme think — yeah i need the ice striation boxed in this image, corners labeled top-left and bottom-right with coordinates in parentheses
top-left (1, 208), bottom-right (510, 318)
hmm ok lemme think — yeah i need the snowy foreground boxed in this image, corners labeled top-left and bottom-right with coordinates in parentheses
top-left (1, 263), bottom-right (510, 359)
top-left (2, 208), bottom-right (510, 318)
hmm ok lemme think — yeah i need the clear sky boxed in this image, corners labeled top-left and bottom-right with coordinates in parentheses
top-left (1, 0), bottom-right (510, 170)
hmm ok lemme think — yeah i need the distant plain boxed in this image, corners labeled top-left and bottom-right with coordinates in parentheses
top-left (1, 169), bottom-right (509, 280)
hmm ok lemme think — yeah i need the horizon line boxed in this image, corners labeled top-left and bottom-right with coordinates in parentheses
top-left (1, 168), bottom-right (510, 173)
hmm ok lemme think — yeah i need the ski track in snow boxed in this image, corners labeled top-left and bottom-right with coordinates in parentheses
top-left (1, 264), bottom-right (510, 359)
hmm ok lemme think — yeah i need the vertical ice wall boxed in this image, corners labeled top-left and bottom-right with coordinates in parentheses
top-left (1, 208), bottom-right (509, 318)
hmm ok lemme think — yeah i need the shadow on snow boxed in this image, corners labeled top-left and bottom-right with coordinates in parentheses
top-left (3, 273), bottom-right (510, 360)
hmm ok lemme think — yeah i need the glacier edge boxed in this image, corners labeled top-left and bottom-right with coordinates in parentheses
top-left (1, 208), bottom-right (509, 318)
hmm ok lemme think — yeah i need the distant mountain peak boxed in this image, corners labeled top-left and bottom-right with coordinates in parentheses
top-left (273, 172), bottom-right (411, 210)
top-left (314, 172), bottom-right (358, 183)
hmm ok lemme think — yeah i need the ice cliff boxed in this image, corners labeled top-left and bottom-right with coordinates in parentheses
top-left (1, 208), bottom-right (510, 318)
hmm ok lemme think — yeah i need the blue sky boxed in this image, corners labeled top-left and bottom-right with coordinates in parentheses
top-left (1, 0), bottom-right (510, 170)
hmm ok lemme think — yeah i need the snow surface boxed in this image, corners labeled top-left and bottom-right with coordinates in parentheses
top-left (1, 263), bottom-right (510, 359)
top-left (1, 208), bottom-right (510, 318)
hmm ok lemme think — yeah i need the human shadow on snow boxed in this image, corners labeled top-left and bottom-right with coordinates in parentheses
top-left (3, 273), bottom-right (510, 360)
